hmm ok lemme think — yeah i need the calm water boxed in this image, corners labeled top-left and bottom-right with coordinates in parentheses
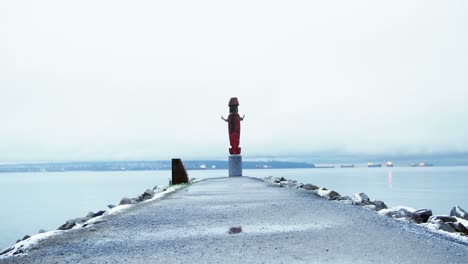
top-left (1, 167), bottom-right (467, 249)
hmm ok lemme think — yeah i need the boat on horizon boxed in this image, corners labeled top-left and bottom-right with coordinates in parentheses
top-left (340, 164), bottom-right (355, 168)
top-left (386, 161), bottom-right (394, 167)
top-left (368, 162), bottom-right (382, 168)
top-left (410, 162), bottom-right (434, 167)
top-left (313, 164), bottom-right (335, 169)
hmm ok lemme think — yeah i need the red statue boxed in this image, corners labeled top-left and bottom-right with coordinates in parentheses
top-left (221, 97), bottom-right (245, 155)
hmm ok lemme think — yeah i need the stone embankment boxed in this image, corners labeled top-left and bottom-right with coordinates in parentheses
top-left (0, 181), bottom-right (193, 258)
top-left (265, 176), bottom-right (468, 239)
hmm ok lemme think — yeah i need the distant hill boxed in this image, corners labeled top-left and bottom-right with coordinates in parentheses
top-left (0, 160), bottom-right (314, 173)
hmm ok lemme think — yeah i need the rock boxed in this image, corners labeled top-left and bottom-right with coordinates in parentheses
top-left (22, 235), bottom-right (31, 241)
top-left (450, 205), bottom-right (468, 221)
top-left (58, 217), bottom-right (91, 230)
top-left (279, 181), bottom-right (290, 187)
top-left (429, 215), bottom-right (457, 223)
top-left (108, 204), bottom-right (116, 209)
top-left (86, 211), bottom-right (95, 218)
top-left (130, 198), bottom-right (139, 204)
top-left (139, 189), bottom-right (155, 201)
top-left (449, 222), bottom-right (468, 235)
top-left (119, 197), bottom-right (132, 205)
top-left (152, 185), bottom-right (159, 191)
top-left (352, 193), bottom-right (370, 205)
top-left (0, 246), bottom-right (14, 255)
top-left (412, 209), bottom-right (433, 223)
top-left (318, 189), bottom-right (340, 200)
top-left (370, 200), bottom-right (388, 211)
top-left (428, 219), bottom-right (457, 233)
top-left (93, 210), bottom-right (106, 217)
top-left (279, 180), bottom-right (298, 188)
top-left (38, 229), bottom-right (46, 234)
top-left (301, 184), bottom-right (319, 191)
top-left (228, 226), bottom-right (243, 234)
top-left (379, 207), bottom-right (415, 220)
top-left (364, 204), bottom-right (377, 211)
top-left (58, 220), bottom-right (77, 230)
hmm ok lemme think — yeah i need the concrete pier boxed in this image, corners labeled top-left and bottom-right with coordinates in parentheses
top-left (1, 177), bottom-right (467, 263)
top-left (228, 155), bottom-right (242, 176)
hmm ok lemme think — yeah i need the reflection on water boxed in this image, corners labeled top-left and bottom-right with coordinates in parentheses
top-left (388, 170), bottom-right (393, 190)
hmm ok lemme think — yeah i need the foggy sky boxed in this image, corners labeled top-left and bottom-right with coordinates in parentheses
top-left (1, 1), bottom-right (467, 162)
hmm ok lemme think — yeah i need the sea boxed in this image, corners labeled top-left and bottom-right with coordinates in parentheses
top-left (1, 166), bottom-right (467, 249)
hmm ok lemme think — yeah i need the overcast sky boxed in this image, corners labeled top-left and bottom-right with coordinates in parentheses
top-left (1, 1), bottom-right (467, 162)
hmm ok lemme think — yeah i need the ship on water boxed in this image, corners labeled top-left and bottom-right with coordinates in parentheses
top-left (410, 162), bottom-right (434, 167)
top-left (386, 161), bottom-right (394, 167)
top-left (314, 164), bottom-right (335, 168)
top-left (367, 162), bottom-right (382, 168)
top-left (340, 164), bottom-right (355, 168)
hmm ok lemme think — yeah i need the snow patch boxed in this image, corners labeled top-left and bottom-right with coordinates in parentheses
top-left (1, 181), bottom-right (197, 258)
top-left (0, 230), bottom-right (62, 258)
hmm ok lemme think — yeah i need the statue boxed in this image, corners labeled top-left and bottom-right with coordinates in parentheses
top-left (221, 97), bottom-right (245, 155)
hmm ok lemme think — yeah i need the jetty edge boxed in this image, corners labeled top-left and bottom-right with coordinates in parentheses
top-left (266, 176), bottom-right (468, 242)
top-left (0, 176), bottom-right (467, 264)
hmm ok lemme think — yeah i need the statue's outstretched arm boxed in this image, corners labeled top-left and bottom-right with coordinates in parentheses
top-left (240, 114), bottom-right (245, 121)
top-left (221, 116), bottom-right (228, 122)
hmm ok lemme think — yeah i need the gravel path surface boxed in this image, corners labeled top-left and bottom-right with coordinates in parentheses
top-left (1, 176), bottom-right (467, 263)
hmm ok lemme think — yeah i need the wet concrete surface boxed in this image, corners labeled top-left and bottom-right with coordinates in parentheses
top-left (1, 177), bottom-right (468, 263)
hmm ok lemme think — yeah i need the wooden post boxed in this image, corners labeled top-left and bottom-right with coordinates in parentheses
top-left (172, 159), bottom-right (189, 184)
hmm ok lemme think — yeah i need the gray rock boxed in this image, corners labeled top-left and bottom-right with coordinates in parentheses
top-left (131, 198), bottom-right (139, 204)
top-left (58, 217), bottom-right (91, 230)
top-left (364, 204), bottom-right (377, 211)
top-left (86, 211), bottom-right (95, 218)
top-left (370, 200), bottom-right (388, 211)
top-left (0, 246), bottom-right (14, 255)
top-left (301, 184), bottom-right (319, 191)
top-left (429, 219), bottom-right (457, 233)
top-left (450, 205), bottom-right (468, 220)
top-left (352, 193), bottom-right (370, 205)
top-left (139, 189), bottom-right (155, 201)
top-left (320, 190), bottom-right (340, 200)
top-left (152, 185), bottom-right (159, 191)
top-left (108, 204), bottom-right (116, 209)
top-left (413, 209), bottom-right (433, 223)
top-left (273, 177), bottom-right (284, 183)
top-left (38, 229), bottom-right (46, 234)
top-left (380, 207), bottom-right (414, 219)
top-left (119, 197), bottom-right (132, 205)
top-left (429, 215), bottom-right (457, 223)
top-left (58, 220), bottom-right (76, 230)
top-left (22, 235), bottom-right (31, 241)
top-left (93, 210), bottom-right (106, 217)
top-left (448, 222), bottom-right (468, 235)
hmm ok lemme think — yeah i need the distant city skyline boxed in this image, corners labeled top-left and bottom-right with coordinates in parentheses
top-left (1, 1), bottom-right (467, 162)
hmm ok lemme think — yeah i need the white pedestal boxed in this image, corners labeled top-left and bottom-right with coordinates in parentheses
top-left (229, 155), bottom-right (242, 177)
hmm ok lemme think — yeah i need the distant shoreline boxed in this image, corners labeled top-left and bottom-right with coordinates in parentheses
top-left (1, 159), bottom-right (467, 173)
